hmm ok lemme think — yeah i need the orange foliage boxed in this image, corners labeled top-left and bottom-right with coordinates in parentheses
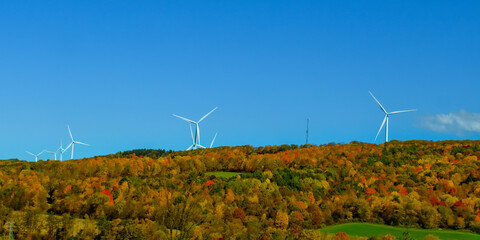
top-left (475, 214), bottom-right (480, 223)
top-left (63, 185), bottom-right (72, 194)
top-left (360, 176), bottom-right (366, 184)
top-left (225, 189), bottom-right (235, 202)
top-left (334, 232), bottom-right (350, 240)
top-left (365, 188), bottom-right (376, 195)
top-left (307, 191), bottom-right (315, 204)
top-left (295, 201), bottom-right (307, 210)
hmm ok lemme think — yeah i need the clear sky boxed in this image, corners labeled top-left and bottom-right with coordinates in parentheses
top-left (1, 1), bottom-right (480, 161)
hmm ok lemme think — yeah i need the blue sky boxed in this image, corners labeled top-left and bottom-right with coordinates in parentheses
top-left (1, 1), bottom-right (479, 160)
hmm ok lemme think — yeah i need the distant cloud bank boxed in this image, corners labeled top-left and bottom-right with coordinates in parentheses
top-left (420, 110), bottom-right (480, 135)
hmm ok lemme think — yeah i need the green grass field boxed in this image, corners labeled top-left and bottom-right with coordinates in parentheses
top-left (319, 223), bottom-right (480, 240)
top-left (204, 171), bottom-right (241, 178)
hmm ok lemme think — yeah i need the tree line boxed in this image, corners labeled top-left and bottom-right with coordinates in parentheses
top-left (0, 140), bottom-right (479, 239)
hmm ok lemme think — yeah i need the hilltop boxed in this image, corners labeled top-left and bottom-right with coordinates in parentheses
top-left (0, 140), bottom-right (480, 239)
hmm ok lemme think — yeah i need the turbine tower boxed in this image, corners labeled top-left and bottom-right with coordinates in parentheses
top-left (67, 125), bottom-right (89, 159)
top-left (369, 91), bottom-right (416, 143)
top-left (26, 150), bottom-right (46, 162)
top-left (173, 107), bottom-right (217, 150)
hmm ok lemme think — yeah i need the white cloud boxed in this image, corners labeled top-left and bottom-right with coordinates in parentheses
top-left (420, 110), bottom-right (480, 135)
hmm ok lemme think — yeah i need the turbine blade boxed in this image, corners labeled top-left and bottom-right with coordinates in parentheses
top-left (375, 116), bottom-right (387, 142)
top-left (189, 124), bottom-right (195, 143)
top-left (187, 145), bottom-right (194, 150)
top-left (38, 150), bottom-right (46, 155)
top-left (26, 151), bottom-right (35, 156)
top-left (197, 144), bottom-right (206, 149)
top-left (389, 109), bottom-right (417, 115)
top-left (68, 125), bottom-right (73, 141)
top-left (63, 143), bottom-right (72, 153)
top-left (198, 107), bottom-right (217, 123)
top-left (369, 91), bottom-right (388, 114)
top-left (210, 132), bottom-right (218, 148)
top-left (172, 114), bottom-right (196, 124)
top-left (75, 141), bottom-right (90, 146)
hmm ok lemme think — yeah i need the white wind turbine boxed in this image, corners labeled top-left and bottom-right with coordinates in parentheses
top-left (56, 140), bottom-right (69, 161)
top-left (67, 125), bottom-right (89, 159)
top-left (26, 150), bottom-right (46, 162)
top-left (45, 150), bottom-right (57, 160)
top-left (173, 107), bottom-right (217, 150)
top-left (369, 91), bottom-right (416, 143)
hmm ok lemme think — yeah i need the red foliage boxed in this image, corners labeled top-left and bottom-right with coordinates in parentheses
top-left (430, 196), bottom-right (440, 206)
top-left (430, 195), bottom-right (446, 206)
top-left (101, 189), bottom-right (114, 204)
top-left (453, 201), bottom-right (464, 208)
top-left (206, 180), bottom-right (215, 187)
top-left (397, 185), bottom-right (408, 195)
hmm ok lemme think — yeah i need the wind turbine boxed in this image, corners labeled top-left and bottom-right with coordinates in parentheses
top-left (67, 125), bottom-right (89, 159)
top-left (45, 150), bottom-right (57, 160)
top-left (26, 150), bottom-right (46, 162)
top-left (56, 140), bottom-right (65, 161)
top-left (369, 91), bottom-right (416, 143)
top-left (173, 107), bottom-right (217, 150)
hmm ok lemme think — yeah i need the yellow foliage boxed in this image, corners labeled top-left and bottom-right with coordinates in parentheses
top-left (248, 194), bottom-right (259, 204)
top-left (191, 226), bottom-right (204, 240)
top-left (214, 202), bottom-right (225, 219)
top-left (321, 180), bottom-right (330, 190)
top-left (225, 188), bottom-right (235, 203)
top-left (263, 170), bottom-right (273, 179)
top-left (275, 211), bottom-right (289, 229)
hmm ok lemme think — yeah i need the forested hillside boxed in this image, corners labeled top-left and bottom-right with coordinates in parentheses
top-left (1, 141), bottom-right (480, 239)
